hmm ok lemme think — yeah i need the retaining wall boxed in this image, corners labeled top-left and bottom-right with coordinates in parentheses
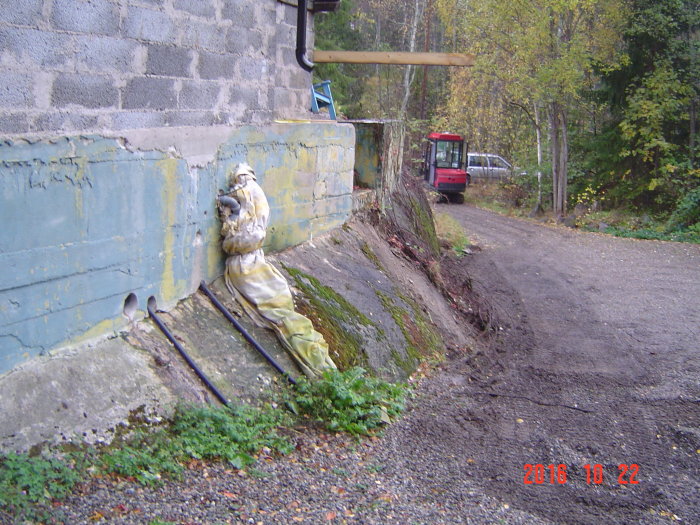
top-left (352, 120), bottom-right (404, 208)
top-left (0, 122), bottom-right (355, 374)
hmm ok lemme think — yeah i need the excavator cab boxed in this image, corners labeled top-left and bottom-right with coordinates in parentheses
top-left (421, 132), bottom-right (470, 203)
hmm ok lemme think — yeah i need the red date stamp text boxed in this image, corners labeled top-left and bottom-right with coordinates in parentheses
top-left (523, 463), bottom-right (639, 485)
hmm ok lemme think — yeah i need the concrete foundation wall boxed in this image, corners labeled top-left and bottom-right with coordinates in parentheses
top-left (352, 120), bottom-right (403, 208)
top-left (0, 121), bottom-right (355, 374)
top-left (0, 0), bottom-right (312, 135)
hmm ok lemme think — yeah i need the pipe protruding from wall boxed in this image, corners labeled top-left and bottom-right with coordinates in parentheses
top-left (123, 293), bottom-right (138, 321)
top-left (147, 295), bottom-right (231, 407)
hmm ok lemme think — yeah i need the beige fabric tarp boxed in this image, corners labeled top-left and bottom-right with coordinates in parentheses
top-left (219, 163), bottom-right (337, 378)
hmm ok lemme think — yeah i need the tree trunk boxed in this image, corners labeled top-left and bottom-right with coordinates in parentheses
top-left (691, 98), bottom-right (697, 168)
top-left (419, 0), bottom-right (432, 121)
top-left (534, 102), bottom-right (543, 212)
top-left (374, 10), bottom-right (383, 115)
top-left (549, 102), bottom-right (568, 216)
top-left (399, 0), bottom-right (423, 119)
top-left (559, 109), bottom-right (568, 215)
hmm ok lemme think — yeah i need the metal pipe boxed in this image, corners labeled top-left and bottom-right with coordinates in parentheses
top-left (147, 296), bottom-right (231, 407)
top-left (199, 281), bottom-right (297, 386)
top-left (296, 0), bottom-right (314, 72)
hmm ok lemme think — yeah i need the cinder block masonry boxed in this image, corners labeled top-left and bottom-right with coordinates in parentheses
top-left (0, 0), bottom-right (311, 135)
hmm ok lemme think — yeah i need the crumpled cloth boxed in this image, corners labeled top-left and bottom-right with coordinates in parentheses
top-left (220, 167), bottom-right (336, 378)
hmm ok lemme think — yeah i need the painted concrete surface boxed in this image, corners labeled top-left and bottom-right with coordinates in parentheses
top-left (0, 122), bottom-right (355, 374)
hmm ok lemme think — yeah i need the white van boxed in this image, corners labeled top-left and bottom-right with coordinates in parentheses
top-left (467, 153), bottom-right (513, 181)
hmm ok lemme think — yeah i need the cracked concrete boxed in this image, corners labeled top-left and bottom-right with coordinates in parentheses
top-left (0, 122), bottom-right (355, 372)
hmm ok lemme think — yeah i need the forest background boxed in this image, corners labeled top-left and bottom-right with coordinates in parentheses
top-left (314, 0), bottom-right (699, 241)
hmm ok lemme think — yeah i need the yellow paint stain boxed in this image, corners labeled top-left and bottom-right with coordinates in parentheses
top-left (157, 159), bottom-right (185, 303)
top-left (64, 317), bottom-right (124, 347)
top-left (72, 157), bottom-right (88, 233)
top-left (207, 223), bottom-right (223, 278)
top-left (74, 185), bottom-right (84, 223)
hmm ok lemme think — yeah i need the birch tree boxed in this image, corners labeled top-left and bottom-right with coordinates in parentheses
top-left (399, 0), bottom-right (425, 119)
top-left (440, 0), bottom-right (627, 215)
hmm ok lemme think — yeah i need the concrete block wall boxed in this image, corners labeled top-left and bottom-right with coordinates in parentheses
top-left (0, 0), bottom-right (313, 135)
top-left (0, 122), bottom-right (355, 374)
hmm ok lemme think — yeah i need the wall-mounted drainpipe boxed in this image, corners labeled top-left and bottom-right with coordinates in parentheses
top-left (296, 0), bottom-right (314, 72)
top-left (147, 296), bottom-right (231, 407)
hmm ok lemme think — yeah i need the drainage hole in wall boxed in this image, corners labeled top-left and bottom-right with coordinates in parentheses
top-left (194, 229), bottom-right (203, 246)
top-left (123, 293), bottom-right (138, 320)
top-left (147, 296), bottom-right (158, 313)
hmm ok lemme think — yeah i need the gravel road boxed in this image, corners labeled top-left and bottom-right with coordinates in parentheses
top-left (428, 204), bottom-right (700, 524)
top-left (49, 205), bottom-right (700, 524)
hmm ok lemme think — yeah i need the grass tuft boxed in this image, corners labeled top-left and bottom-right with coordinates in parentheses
top-left (100, 403), bottom-right (293, 485)
top-left (434, 212), bottom-right (472, 254)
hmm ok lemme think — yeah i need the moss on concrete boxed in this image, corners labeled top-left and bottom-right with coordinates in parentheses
top-left (376, 289), bottom-right (445, 375)
top-left (283, 265), bottom-right (371, 371)
top-left (360, 241), bottom-right (384, 271)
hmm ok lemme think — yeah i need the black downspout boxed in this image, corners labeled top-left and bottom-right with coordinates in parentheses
top-left (296, 0), bottom-right (314, 72)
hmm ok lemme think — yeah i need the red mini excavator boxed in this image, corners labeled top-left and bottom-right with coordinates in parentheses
top-left (421, 132), bottom-right (470, 203)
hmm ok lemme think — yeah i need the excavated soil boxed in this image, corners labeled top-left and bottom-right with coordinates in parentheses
top-left (45, 203), bottom-right (700, 524)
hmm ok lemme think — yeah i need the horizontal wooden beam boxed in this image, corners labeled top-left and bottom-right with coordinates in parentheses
top-left (313, 50), bottom-right (475, 67)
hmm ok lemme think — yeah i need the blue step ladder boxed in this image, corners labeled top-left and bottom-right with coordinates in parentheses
top-left (310, 80), bottom-right (337, 120)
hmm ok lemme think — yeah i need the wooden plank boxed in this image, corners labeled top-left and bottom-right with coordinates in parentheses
top-left (313, 50), bottom-right (475, 67)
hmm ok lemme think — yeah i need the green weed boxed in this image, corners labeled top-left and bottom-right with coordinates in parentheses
top-left (288, 367), bottom-right (408, 436)
top-left (100, 403), bottom-right (293, 485)
top-left (366, 462), bottom-right (384, 473)
top-left (603, 226), bottom-right (700, 243)
top-left (0, 452), bottom-right (82, 522)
